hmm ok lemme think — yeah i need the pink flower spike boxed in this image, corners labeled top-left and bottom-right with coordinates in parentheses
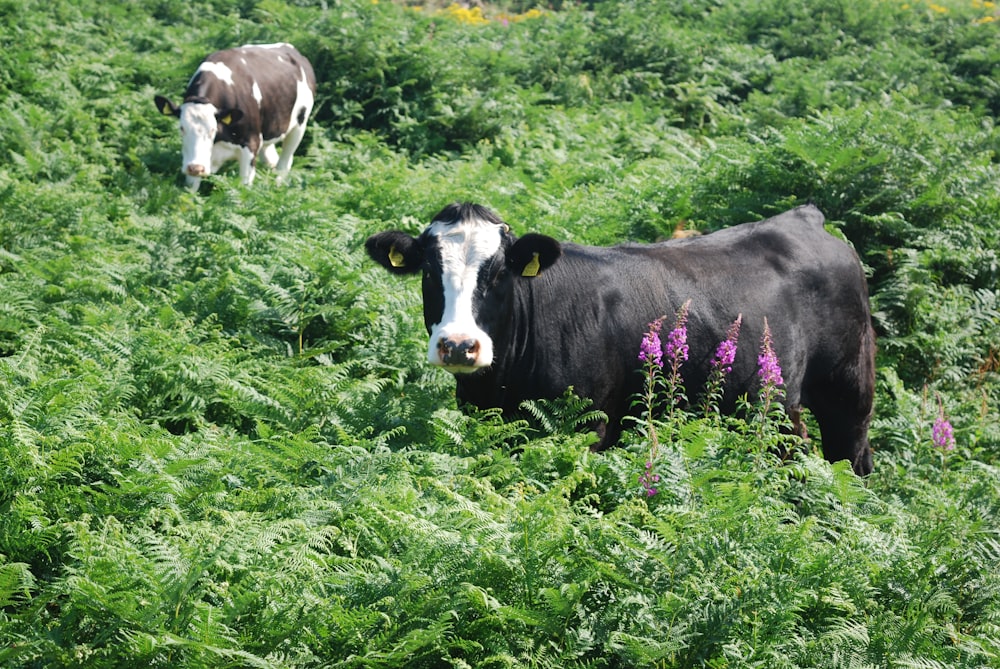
top-left (638, 317), bottom-right (665, 368)
top-left (664, 300), bottom-right (691, 365)
top-left (757, 318), bottom-right (784, 388)
top-left (713, 314), bottom-right (742, 374)
top-left (932, 397), bottom-right (956, 451)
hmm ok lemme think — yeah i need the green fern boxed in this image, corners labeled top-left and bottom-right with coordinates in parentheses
top-left (0, 561), bottom-right (35, 607)
top-left (519, 389), bottom-right (608, 438)
top-left (1, 0), bottom-right (999, 666)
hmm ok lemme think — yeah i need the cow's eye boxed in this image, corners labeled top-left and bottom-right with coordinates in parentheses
top-left (486, 260), bottom-right (506, 285)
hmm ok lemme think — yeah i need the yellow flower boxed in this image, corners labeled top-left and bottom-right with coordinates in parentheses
top-left (435, 3), bottom-right (544, 26)
top-left (495, 8), bottom-right (544, 23)
top-left (442, 4), bottom-right (489, 25)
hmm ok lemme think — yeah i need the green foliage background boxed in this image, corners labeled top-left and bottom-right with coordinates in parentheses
top-left (1, 0), bottom-right (999, 666)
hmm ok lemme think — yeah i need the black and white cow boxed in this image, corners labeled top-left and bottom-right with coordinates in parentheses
top-left (366, 203), bottom-right (876, 475)
top-left (155, 43), bottom-right (316, 191)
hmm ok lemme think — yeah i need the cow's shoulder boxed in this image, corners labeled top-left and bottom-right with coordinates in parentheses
top-left (202, 47), bottom-right (236, 66)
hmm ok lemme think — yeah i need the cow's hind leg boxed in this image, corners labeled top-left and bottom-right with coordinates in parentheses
top-left (805, 325), bottom-right (876, 475)
top-left (275, 124), bottom-right (307, 184)
top-left (814, 407), bottom-right (873, 475)
top-left (807, 384), bottom-right (874, 476)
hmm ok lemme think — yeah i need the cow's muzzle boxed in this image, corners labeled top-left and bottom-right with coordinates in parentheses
top-left (436, 336), bottom-right (481, 369)
top-left (186, 163), bottom-right (207, 177)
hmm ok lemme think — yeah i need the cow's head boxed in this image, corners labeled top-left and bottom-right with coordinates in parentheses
top-left (366, 203), bottom-right (561, 373)
top-left (154, 95), bottom-right (244, 189)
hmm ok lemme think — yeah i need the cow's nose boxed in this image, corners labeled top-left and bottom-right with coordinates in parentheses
top-left (437, 336), bottom-right (481, 367)
top-left (186, 163), bottom-right (207, 177)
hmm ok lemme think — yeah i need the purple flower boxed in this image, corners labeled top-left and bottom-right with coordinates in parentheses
top-left (665, 300), bottom-right (691, 365)
top-left (932, 400), bottom-right (956, 451)
top-left (699, 314), bottom-right (742, 417)
top-left (757, 318), bottom-right (784, 388)
top-left (754, 318), bottom-right (786, 436)
top-left (638, 460), bottom-right (660, 497)
top-left (713, 314), bottom-right (742, 374)
top-left (638, 317), bottom-right (665, 368)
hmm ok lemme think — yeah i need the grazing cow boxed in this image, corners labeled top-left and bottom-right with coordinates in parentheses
top-left (155, 43), bottom-right (316, 191)
top-left (366, 203), bottom-right (875, 475)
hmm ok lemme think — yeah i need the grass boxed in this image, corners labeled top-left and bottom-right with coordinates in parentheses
top-left (1, 0), bottom-right (999, 666)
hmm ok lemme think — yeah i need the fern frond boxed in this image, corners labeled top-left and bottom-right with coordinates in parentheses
top-left (519, 389), bottom-right (608, 436)
top-left (0, 562), bottom-right (35, 607)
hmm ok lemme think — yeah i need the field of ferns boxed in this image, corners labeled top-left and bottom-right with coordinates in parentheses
top-left (1, 0), bottom-right (999, 666)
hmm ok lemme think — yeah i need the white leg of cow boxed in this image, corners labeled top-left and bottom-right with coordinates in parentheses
top-left (261, 144), bottom-right (280, 169)
top-left (274, 124), bottom-right (307, 185)
top-left (238, 146), bottom-right (257, 186)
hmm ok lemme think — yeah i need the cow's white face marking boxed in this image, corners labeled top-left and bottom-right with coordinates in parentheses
top-left (179, 101), bottom-right (220, 183)
top-left (177, 61), bottom-right (236, 186)
top-left (426, 217), bottom-right (505, 371)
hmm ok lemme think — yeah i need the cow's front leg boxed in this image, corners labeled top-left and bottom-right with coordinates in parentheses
top-left (260, 144), bottom-right (280, 170)
top-left (238, 146), bottom-right (257, 186)
top-left (237, 135), bottom-right (263, 186)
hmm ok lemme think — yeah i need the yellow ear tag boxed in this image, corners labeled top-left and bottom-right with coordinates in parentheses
top-left (220, 113), bottom-right (232, 125)
top-left (522, 252), bottom-right (541, 277)
top-left (162, 106), bottom-right (173, 116)
top-left (388, 245), bottom-right (406, 268)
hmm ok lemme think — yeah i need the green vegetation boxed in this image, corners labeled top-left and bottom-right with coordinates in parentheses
top-left (1, 0), bottom-right (999, 666)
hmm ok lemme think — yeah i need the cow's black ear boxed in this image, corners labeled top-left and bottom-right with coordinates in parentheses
top-left (217, 108), bottom-right (244, 126)
top-left (155, 95), bottom-right (180, 117)
top-left (365, 231), bottom-right (423, 275)
top-left (509, 233), bottom-right (561, 278)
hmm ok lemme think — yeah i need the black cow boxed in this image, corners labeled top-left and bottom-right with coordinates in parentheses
top-left (366, 203), bottom-right (875, 475)
top-left (155, 43), bottom-right (316, 191)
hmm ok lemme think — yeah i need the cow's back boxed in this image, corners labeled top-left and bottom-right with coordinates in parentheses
top-left (189, 44), bottom-right (316, 140)
top-left (461, 205), bottom-right (873, 451)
